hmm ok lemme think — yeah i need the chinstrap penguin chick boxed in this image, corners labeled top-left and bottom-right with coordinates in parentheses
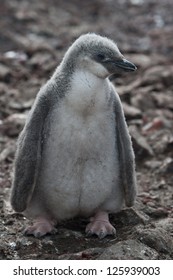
top-left (11, 33), bottom-right (137, 239)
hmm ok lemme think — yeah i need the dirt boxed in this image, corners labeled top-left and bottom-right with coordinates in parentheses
top-left (0, 0), bottom-right (173, 260)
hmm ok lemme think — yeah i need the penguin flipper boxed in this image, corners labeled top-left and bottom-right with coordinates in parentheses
top-left (113, 90), bottom-right (137, 207)
top-left (11, 84), bottom-right (53, 212)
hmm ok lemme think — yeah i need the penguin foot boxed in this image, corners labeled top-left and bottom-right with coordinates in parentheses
top-left (24, 218), bottom-right (56, 238)
top-left (85, 211), bottom-right (116, 239)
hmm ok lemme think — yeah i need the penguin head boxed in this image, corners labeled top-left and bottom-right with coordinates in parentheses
top-left (63, 33), bottom-right (137, 79)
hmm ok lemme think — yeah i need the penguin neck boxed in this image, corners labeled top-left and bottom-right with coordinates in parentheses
top-left (72, 69), bottom-right (105, 90)
top-left (65, 69), bottom-right (111, 116)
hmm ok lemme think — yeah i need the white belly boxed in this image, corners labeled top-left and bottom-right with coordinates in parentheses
top-left (31, 75), bottom-right (123, 220)
top-left (36, 102), bottom-right (121, 219)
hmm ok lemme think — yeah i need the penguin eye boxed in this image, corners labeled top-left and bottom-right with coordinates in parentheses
top-left (96, 54), bottom-right (105, 61)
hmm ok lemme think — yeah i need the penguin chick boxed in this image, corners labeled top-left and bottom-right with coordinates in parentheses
top-left (11, 33), bottom-right (137, 238)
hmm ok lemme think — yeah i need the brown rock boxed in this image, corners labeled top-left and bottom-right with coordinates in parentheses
top-left (0, 142), bottom-right (15, 162)
top-left (0, 64), bottom-right (11, 80)
top-left (159, 157), bottom-right (173, 174)
top-left (122, 102), bottom-right (142, 120)
top-left (129, 125), bottom-right (154, 158)
top-left (0, 113), bottom-right (26, 137)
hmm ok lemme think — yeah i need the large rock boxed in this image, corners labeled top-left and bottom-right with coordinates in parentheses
top-left (136, 227), bottom-right (173, 254)
top-left (97, 239), bottom-right (158, 260)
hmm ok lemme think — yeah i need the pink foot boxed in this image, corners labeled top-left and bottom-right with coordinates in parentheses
top-left (85, 211), bottom-right (116, 239)
top-left (24, 218), bottom-right (56, 238)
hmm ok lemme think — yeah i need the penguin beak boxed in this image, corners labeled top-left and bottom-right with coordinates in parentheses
top-left (114, 58), bottom-right (137, 72)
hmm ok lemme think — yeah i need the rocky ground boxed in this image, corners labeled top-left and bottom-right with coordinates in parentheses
top-left (0, 0), bottom-right (173, 260)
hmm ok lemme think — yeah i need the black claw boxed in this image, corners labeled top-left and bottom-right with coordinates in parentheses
top-left (35, 231), bottom-right (42, 238)
top-left (51, 228), bottom-right (57, 235)
top-left (23, 229), bottom-right (31, 236)
top-left (98, 230), bottom-right (106, 239)
top-left (86, 230), bottom-right (93, 237)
